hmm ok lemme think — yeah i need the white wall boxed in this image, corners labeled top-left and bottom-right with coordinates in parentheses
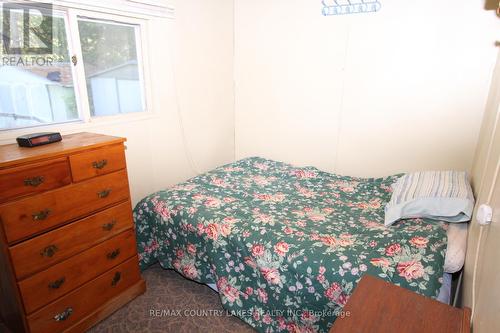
top-left (2, 0), bottom-right (498, 205)
top-left (172, 0), bottom-right (235, 174)
top-left (94, 0), bottom-right (235, 204)
top-left (462, 49), bottom-right (500, 333)
top-left (0, 0), bottom-right (235, 205)
top-left (234, 0), bottom-right (500, 177)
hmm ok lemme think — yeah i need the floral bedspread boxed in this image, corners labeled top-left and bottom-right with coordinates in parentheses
top-left (133, 157), bottom-right (448, 333)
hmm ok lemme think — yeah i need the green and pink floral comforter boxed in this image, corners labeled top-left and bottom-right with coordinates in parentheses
top-left (134, 157), bottom-right (448, 333)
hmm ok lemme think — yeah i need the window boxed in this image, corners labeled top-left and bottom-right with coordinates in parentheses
top-left (78, 18), bottom-right (145, 116)
top-left (0, 4), bottom-right (148, 131)
top-left (0, 10), bottom-right (79, 129)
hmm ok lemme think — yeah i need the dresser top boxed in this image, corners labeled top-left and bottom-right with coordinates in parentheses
top-left (0, 132), bottom-right (125, 169)
top-left (330, 274), bottom-right (470, 333)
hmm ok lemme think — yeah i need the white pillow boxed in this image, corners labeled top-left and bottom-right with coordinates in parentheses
top-left (385, 171), bottom-right (474, 226)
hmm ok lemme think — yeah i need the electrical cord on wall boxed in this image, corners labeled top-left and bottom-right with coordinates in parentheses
top-left (471, 226), bottom-right (485, 321)
top-left (470, 156), bottom-right (500, 323)
top-left (173, 90), bottom-right (203, 175)
top-left (168, 32), bottom-right (202, 176)
top-left (469, 102), bottom-right (500, 323)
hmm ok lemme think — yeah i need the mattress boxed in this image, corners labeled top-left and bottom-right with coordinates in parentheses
top-left (444, 223), bottom-right (468, 273)
top-left (210, 272), bottom-right (453, 304)
top-left (204, 205), bottom-right (466, 295)
top-left (134, 157), bottom-right (449, 333)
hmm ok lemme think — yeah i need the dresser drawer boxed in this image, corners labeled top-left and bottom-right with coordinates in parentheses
top-left (69, 144), bottom-right (126, 182)
top-left (18, 229), bottom-right (138, 314)
top-left (27, 257), bottom-right (141, 333)
top-left (0, 170), bottom-right (130, 244)
top-left (9, 200), bottom-right (133, 280)
top-left (0, 158), bottom-right (71, 204)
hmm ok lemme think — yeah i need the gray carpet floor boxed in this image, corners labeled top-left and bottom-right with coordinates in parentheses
top-left (0, 265), bottom-right (256, 333)
top-left (88, 264), bottom-right (256, 333)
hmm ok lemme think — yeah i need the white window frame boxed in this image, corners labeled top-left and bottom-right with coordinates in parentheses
top-left (0, 3), bottom-right (156, 139)
top-left (68, 8), bottom-right (153, 123)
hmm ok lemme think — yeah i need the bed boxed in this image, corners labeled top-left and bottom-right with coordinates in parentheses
top-left (134, 157), bottom-right (463, 333)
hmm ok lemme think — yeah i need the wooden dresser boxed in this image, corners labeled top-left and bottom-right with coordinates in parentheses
top-left (0, 132), bottom-right (145, 333)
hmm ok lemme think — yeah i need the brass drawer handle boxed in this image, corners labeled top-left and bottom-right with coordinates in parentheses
top-left (24, 176), bottom-right (45, 187)
top-left (111, 272), bottom-right (121, 286)
top-left (32, 209), bottom-right (51, 221)
top-left (107, 248), bottom-right (121, 260)
top-left (102, 219), bottom-right (117, 231)
top-left (92, 159), bottom-right (108, 170)
top-left (54, 307), bottom-right (73, 322)
top-left (41, 245), bottom-right (58, 258)
top-left (49, 277), bottom-right (66, 289)
top-left (97, 189), bottom-right (111, 198)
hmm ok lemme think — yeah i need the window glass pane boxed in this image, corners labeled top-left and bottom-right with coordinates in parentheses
top-left (0, 12), bottom-right (79, 130)
top-left (78, 19), bottom-right (145, 117)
